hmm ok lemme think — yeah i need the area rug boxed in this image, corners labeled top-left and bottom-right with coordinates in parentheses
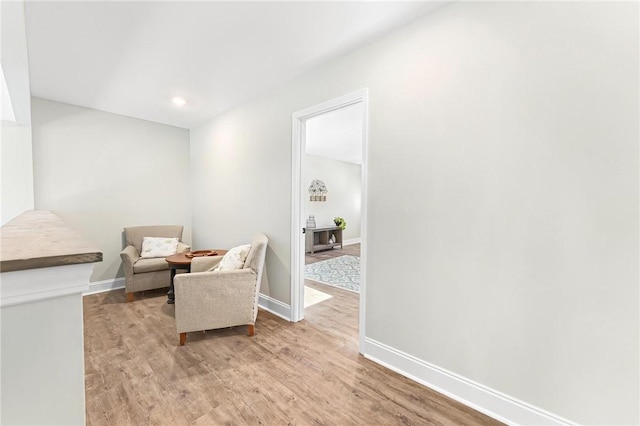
top-left (304, 255), bottom-right (360, 293)
top-left (304, 286), bottom-right (333, 308)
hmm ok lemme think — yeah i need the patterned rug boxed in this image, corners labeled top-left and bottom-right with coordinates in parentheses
top-left (304, 255), bottom-right (360, 293)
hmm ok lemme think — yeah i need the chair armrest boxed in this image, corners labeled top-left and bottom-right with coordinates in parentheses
top-left (120, 245), bottom-right (139, 268)
top-left (191, 255), bottom-right (223, 273)
top-left (177, 242), bottom-right (191, 253)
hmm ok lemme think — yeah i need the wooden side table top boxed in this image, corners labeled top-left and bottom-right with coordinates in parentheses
top-left (165, 249), bottom-right (227, 266)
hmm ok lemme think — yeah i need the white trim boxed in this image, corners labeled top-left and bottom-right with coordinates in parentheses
top-left (84, 277), bottom-right (125, 295)
top-left (82, 280), bottom-right (293, 322)
top-left (293, 89), bottom-right (368, 121)
top-left (81, 281), bottom-right (293, 322)
top-left (363, 338), bottom-right (577, 426)
top-left (258, 294), bottom-right (292, 321)
top-left (1, 263), bottom-right (93, 308)
top-left (291, 88), bottom-right (369, 354)
top-left (357, 90), bottom-right (369, 352)
top-left (343, 237), bottom-right (361, 246)
top-left (291, 104), bottom-right (304, 323)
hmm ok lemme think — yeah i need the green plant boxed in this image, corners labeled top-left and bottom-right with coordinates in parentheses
top-left (334, 217), bottom-right (346, 230)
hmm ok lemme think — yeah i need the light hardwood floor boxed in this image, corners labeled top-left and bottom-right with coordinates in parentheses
top-left (305, 242), bottom-right (360, 265)
top-left (84, 245), bottom-right (501, 425)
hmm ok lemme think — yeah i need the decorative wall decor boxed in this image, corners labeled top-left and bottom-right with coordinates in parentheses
top-left (308, 179), bottom-right (328, 201)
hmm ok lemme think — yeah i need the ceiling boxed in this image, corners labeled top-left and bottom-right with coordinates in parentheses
top-left (306, 102), bottom-right (363, 165)
top-left (23, 1), bottom-right (445, 129)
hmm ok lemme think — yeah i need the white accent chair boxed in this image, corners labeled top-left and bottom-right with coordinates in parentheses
top-left (174, 233), bottom-right (268, 346)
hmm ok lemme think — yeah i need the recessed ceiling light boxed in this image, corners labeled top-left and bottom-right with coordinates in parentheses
top-left (172, 97), bottom-right (187, 107)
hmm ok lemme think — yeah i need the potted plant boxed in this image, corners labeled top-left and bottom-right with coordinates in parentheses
top-left (334, 217), bottom-right (346, 230)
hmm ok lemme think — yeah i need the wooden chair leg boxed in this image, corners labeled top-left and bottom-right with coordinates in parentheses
top-left (126, 292), bottom-right (134, 302)
top-left (247, 324), bottom-right (255, 336)
top-left (179, 333), bottom-right (186, 346)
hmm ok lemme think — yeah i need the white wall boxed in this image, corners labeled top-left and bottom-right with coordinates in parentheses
top-left (1, 0), bottom-right (34, 225)
top-left (1, 293), bottom-right (85, 425)
top-left (1, 0), bottom-right (31, 126)
top-left (1, 124), bottom-right (34, 225)
top-left (31, 98), bottom-right (191, 283)
top-left (304, 154), bottom-right (361, 241)
top-left (189, 107), bottom-right (292, 303)
top-left (1, 263), bottom-right (92, 426)
top-left (189, 2), bottom-right (638, 424)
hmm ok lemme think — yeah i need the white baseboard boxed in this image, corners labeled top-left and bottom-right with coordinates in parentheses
top-left (343, 238), bottom-right (361, 246)
top-left (258, 294), bottom-right (291, 321)
top-left (84, 278), bottom-right (125, 296)
top-left (363, 338), bottom-right (576, 426)
top-left (83, 279), bottom-right (293, 326)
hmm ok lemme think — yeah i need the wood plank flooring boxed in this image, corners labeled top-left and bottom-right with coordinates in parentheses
top-left (305, 243), bottom-right (360, 265)
top-left (84, 244), bottom-right (501, 425)
top-left (303, 245), bottom-right (361, 342)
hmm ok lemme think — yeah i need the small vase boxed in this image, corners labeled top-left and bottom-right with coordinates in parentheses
top-left (306, 215), bottom-right (316, 228)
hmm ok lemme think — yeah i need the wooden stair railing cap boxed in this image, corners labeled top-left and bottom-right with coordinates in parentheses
top-left (0, 210), bottom-right (102, 273)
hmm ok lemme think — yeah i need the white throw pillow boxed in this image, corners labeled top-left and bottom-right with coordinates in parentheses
top-left (216, 244), bottom-right (251, 271)
top-left (140, 237), bottom-right (179, 258)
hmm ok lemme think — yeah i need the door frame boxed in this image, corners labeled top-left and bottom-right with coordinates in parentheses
top-left (290, 88), bottom-right (369, 352)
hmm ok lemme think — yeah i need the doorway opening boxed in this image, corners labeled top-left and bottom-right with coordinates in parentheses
top-left (290, 89), bottom-right (368, 352)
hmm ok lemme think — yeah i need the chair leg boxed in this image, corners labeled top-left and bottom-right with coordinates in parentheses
top-left (247, 324), bottom-right (255, 336)
top-left (179, 333), bottom-right (186, 346)
top-left (126, 292), bottom-right (135, 302)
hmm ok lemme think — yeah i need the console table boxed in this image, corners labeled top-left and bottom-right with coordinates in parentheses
top-left (305, 226), bottom-right (343, 254)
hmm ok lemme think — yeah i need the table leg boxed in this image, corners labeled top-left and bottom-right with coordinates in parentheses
top-left (167, 268), bottom-right (176, 304)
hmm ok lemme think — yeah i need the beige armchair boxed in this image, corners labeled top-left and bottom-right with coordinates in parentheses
top-left (174, 233), bottom-right (268, 345)
top-left (120, 225), bottom-right (190, 302)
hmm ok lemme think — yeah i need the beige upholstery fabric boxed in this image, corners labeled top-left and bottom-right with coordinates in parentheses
top-left (174, 233), bottom-right (268, 336)
top-left (244, 233), bottom-right (268, 289)
top-left (120, 225), bottom-right (189, 295)
top-left (190, 256), bottom-right (223, 273)
top-left (133, 257), bottom-right (170, 274)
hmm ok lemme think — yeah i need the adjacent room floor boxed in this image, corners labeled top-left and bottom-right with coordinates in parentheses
top-left (303, 243), bottom-right (361, 342)
top-left (83, 246), bottom-right (501, 425)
